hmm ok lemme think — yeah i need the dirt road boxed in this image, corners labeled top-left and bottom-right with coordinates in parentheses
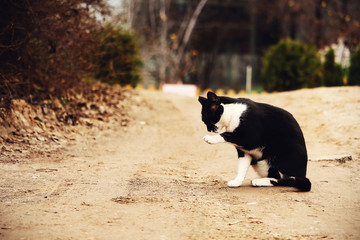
top-left (1, 87), bottom-right (360, 239)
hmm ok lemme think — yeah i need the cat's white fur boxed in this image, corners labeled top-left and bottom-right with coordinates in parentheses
top-left (215, 103), bottom-right (247, 132)
top-left (251, 178), bottom-right (277, 187)
top-left (203, 134), bottom-right (225, 144)
top-left (252, 159), bottom-right (270, 177)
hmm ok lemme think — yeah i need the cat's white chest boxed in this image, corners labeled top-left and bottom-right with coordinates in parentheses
top-left (216, 103), bottom-right (247, 132)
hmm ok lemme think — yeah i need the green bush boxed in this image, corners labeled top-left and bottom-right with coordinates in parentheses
top-left (323, 48), bottom-right (343, 86)
top-left (348, 46), bottom-right (360, 86)
top-left (95, 25), bottom-right (142, 87)
top-left (261, 39), bottom-right (321, 92)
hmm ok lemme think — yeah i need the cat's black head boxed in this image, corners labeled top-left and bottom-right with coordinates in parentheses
top-left (198, 91), bottom-right (224, 133)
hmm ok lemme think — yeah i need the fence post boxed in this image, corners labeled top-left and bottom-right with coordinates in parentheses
top-left (246, 65), bottom-right (252, 94)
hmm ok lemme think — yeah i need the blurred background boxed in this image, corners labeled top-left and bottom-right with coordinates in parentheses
top-left (1, 0), bottom-right (360, 102)
top-left (113, 0), bottom-right (360, 91)
top-left (113, 0), bottom-right (360, 92)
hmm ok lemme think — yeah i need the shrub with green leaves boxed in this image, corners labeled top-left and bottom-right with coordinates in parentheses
top-left (95, 25), bottom-right (142, 87)
top-left (323, 48), bottom-right (343, 86)
top-left (348, 46), bottom-right (360, 86)
top-left (260, 39), bottom-right (321, 92)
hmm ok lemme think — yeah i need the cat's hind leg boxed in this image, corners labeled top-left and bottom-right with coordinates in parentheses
top-left (251, 161), bottom-right (280, 187)
top-left (252, 160), bottom-right (270, 178)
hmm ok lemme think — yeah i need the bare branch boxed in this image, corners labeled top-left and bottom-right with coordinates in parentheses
top-left (176, 0), bottom-right (208, 63)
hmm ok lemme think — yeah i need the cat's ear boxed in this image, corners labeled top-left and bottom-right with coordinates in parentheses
top-left (207, 91), bottom-right (220, 111)
top-left (198, 96), bottom-right (206, 105)
top-left (207, 91), bottom-right (219, 102)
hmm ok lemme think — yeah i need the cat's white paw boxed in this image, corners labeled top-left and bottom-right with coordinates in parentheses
top-left (203, 134), bottom-right (224, 144)
top-left (227, 179), bottom-right (242, 188)
top-left (203, 135), bottom-right (215, 144)
top-left (251, 178), bottom-right (277, 187)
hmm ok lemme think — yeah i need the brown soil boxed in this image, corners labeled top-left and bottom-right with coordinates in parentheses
top-left (1, 86), bottom-right (360, 239)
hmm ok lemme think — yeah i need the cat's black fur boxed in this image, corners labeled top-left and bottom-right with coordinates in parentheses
top-left (199, 91), bottom-right (311, 192)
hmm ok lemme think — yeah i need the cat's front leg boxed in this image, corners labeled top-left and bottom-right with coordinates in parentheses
top-left (203, 134), bottom-right (225, 144)
top-left (227, 153), bottom-right (252, 187)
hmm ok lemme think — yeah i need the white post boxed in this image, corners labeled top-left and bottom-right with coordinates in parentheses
top-left (246, 65), bottom-right (252, 94)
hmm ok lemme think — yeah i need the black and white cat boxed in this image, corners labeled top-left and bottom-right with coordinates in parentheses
top-left (198, 91), bottom-right (311, 192)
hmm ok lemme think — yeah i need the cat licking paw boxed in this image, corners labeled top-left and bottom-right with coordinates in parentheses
top-left (198, 91), bottom-right (311, 192)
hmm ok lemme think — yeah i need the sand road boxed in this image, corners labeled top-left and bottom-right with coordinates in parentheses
top-left (1, 87), bottom-right (360, 239)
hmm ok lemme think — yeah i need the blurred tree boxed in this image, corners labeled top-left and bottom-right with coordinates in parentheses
top-left (118, 0), bottom-right (207, 86)
top-left (323, 48), bottom-right (343, 86)
top-left (348, 46), bottom-right (360, 85)
top-left (95, 24), bottom-right (142, 87)
top-left (0, 0), bottom-right (109, 101)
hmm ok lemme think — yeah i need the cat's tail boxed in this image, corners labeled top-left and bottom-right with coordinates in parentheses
top-left (271, 177), bottom-right (311, 192)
